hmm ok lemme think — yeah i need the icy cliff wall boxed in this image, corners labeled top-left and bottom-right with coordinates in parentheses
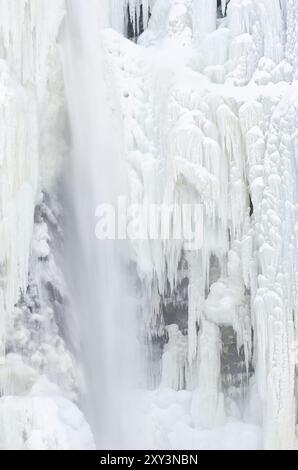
top-left (0, 0), bottom-right (94, 450)
top-left (104, 0), bottom-right (298, 449)
top-left (0, 0), bottom-right (65, 361)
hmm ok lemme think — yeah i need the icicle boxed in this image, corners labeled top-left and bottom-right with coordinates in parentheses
top-left (0, 0), bottom-right (65, 362)
top-left (191, 319), bottom-right (224, 428)
top-left (221, 0), bottom-right (227, 16)
top-left (285, 0), bottom-right (298, 77)
top-left (161, 325), bottom-right (188, 390)
top-left (104, 0), bottom-right (298, 450)
top-left (127, 0), bottom-right (143, 37)
top-left (110, 0), bottom-right (126, 33)
top-left (142, 0), bottom-right (149, 30)
top-left (193, 0), bottom-right (217, 44)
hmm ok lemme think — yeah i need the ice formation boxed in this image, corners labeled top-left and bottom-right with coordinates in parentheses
top-left (0, 0), bottom-right (298, 450)
top-left (0, 0), bottom-right (94, 450)
top-left (102, 0), bottom-right (298, 449)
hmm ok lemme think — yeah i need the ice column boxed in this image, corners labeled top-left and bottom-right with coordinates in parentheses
top-left (193, 0), bottom-right (217, 44)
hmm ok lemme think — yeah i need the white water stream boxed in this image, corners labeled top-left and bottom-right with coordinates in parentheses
top-left (61, 0), bottom-right (137, 449)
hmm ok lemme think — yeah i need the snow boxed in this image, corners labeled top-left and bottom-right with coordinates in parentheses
top-left (132, 387), bottom-right (262, 449)
top-left (0, 375), bottom-right (95, 450)
top-left (103, 0), bottom-right (298, 450)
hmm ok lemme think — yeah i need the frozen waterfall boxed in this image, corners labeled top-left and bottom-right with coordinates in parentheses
top-left (0, 0), bottom-right (297, 451)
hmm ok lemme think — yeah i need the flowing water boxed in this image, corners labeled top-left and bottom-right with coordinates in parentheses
top-left (61, 0), bottom-right (136, 449)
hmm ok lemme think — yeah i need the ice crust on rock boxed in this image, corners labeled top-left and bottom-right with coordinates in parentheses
top-left (103, 0), bottom-right (298, 449)
top-left (0, 376), bottom-right (95, 450)
top-left (0, 0), bottom-right (66, 360)
top-left (0, 0), bottom-right (93, 450)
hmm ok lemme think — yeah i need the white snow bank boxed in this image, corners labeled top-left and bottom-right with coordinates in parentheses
top-left (0, 374), bottom-right (95, 450)
top-left (132, 387), bottom-right (262, 450)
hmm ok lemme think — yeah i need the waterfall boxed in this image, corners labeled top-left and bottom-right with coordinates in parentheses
top-left (61, 0), bottom-right (137, 449)
top-left (0, 0), bottom-right (298, 451)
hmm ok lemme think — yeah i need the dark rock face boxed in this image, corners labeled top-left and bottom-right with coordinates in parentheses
top-left (163, 302), bottom-right (188, 334)
top-left (8, 193), bottom-right (66, 361)
top-left (162, 268), bottom-right (189, 334)
top-left (217, 0), bottom-right (229, 18)
top-left (221, 326), bottom-right (246, 379)
top-left (126, 3), bottom-right (151, 41)
top-left (220, 325), bottom-right (254, 396)
top-left (249, 194), bottom-right (254, 216)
